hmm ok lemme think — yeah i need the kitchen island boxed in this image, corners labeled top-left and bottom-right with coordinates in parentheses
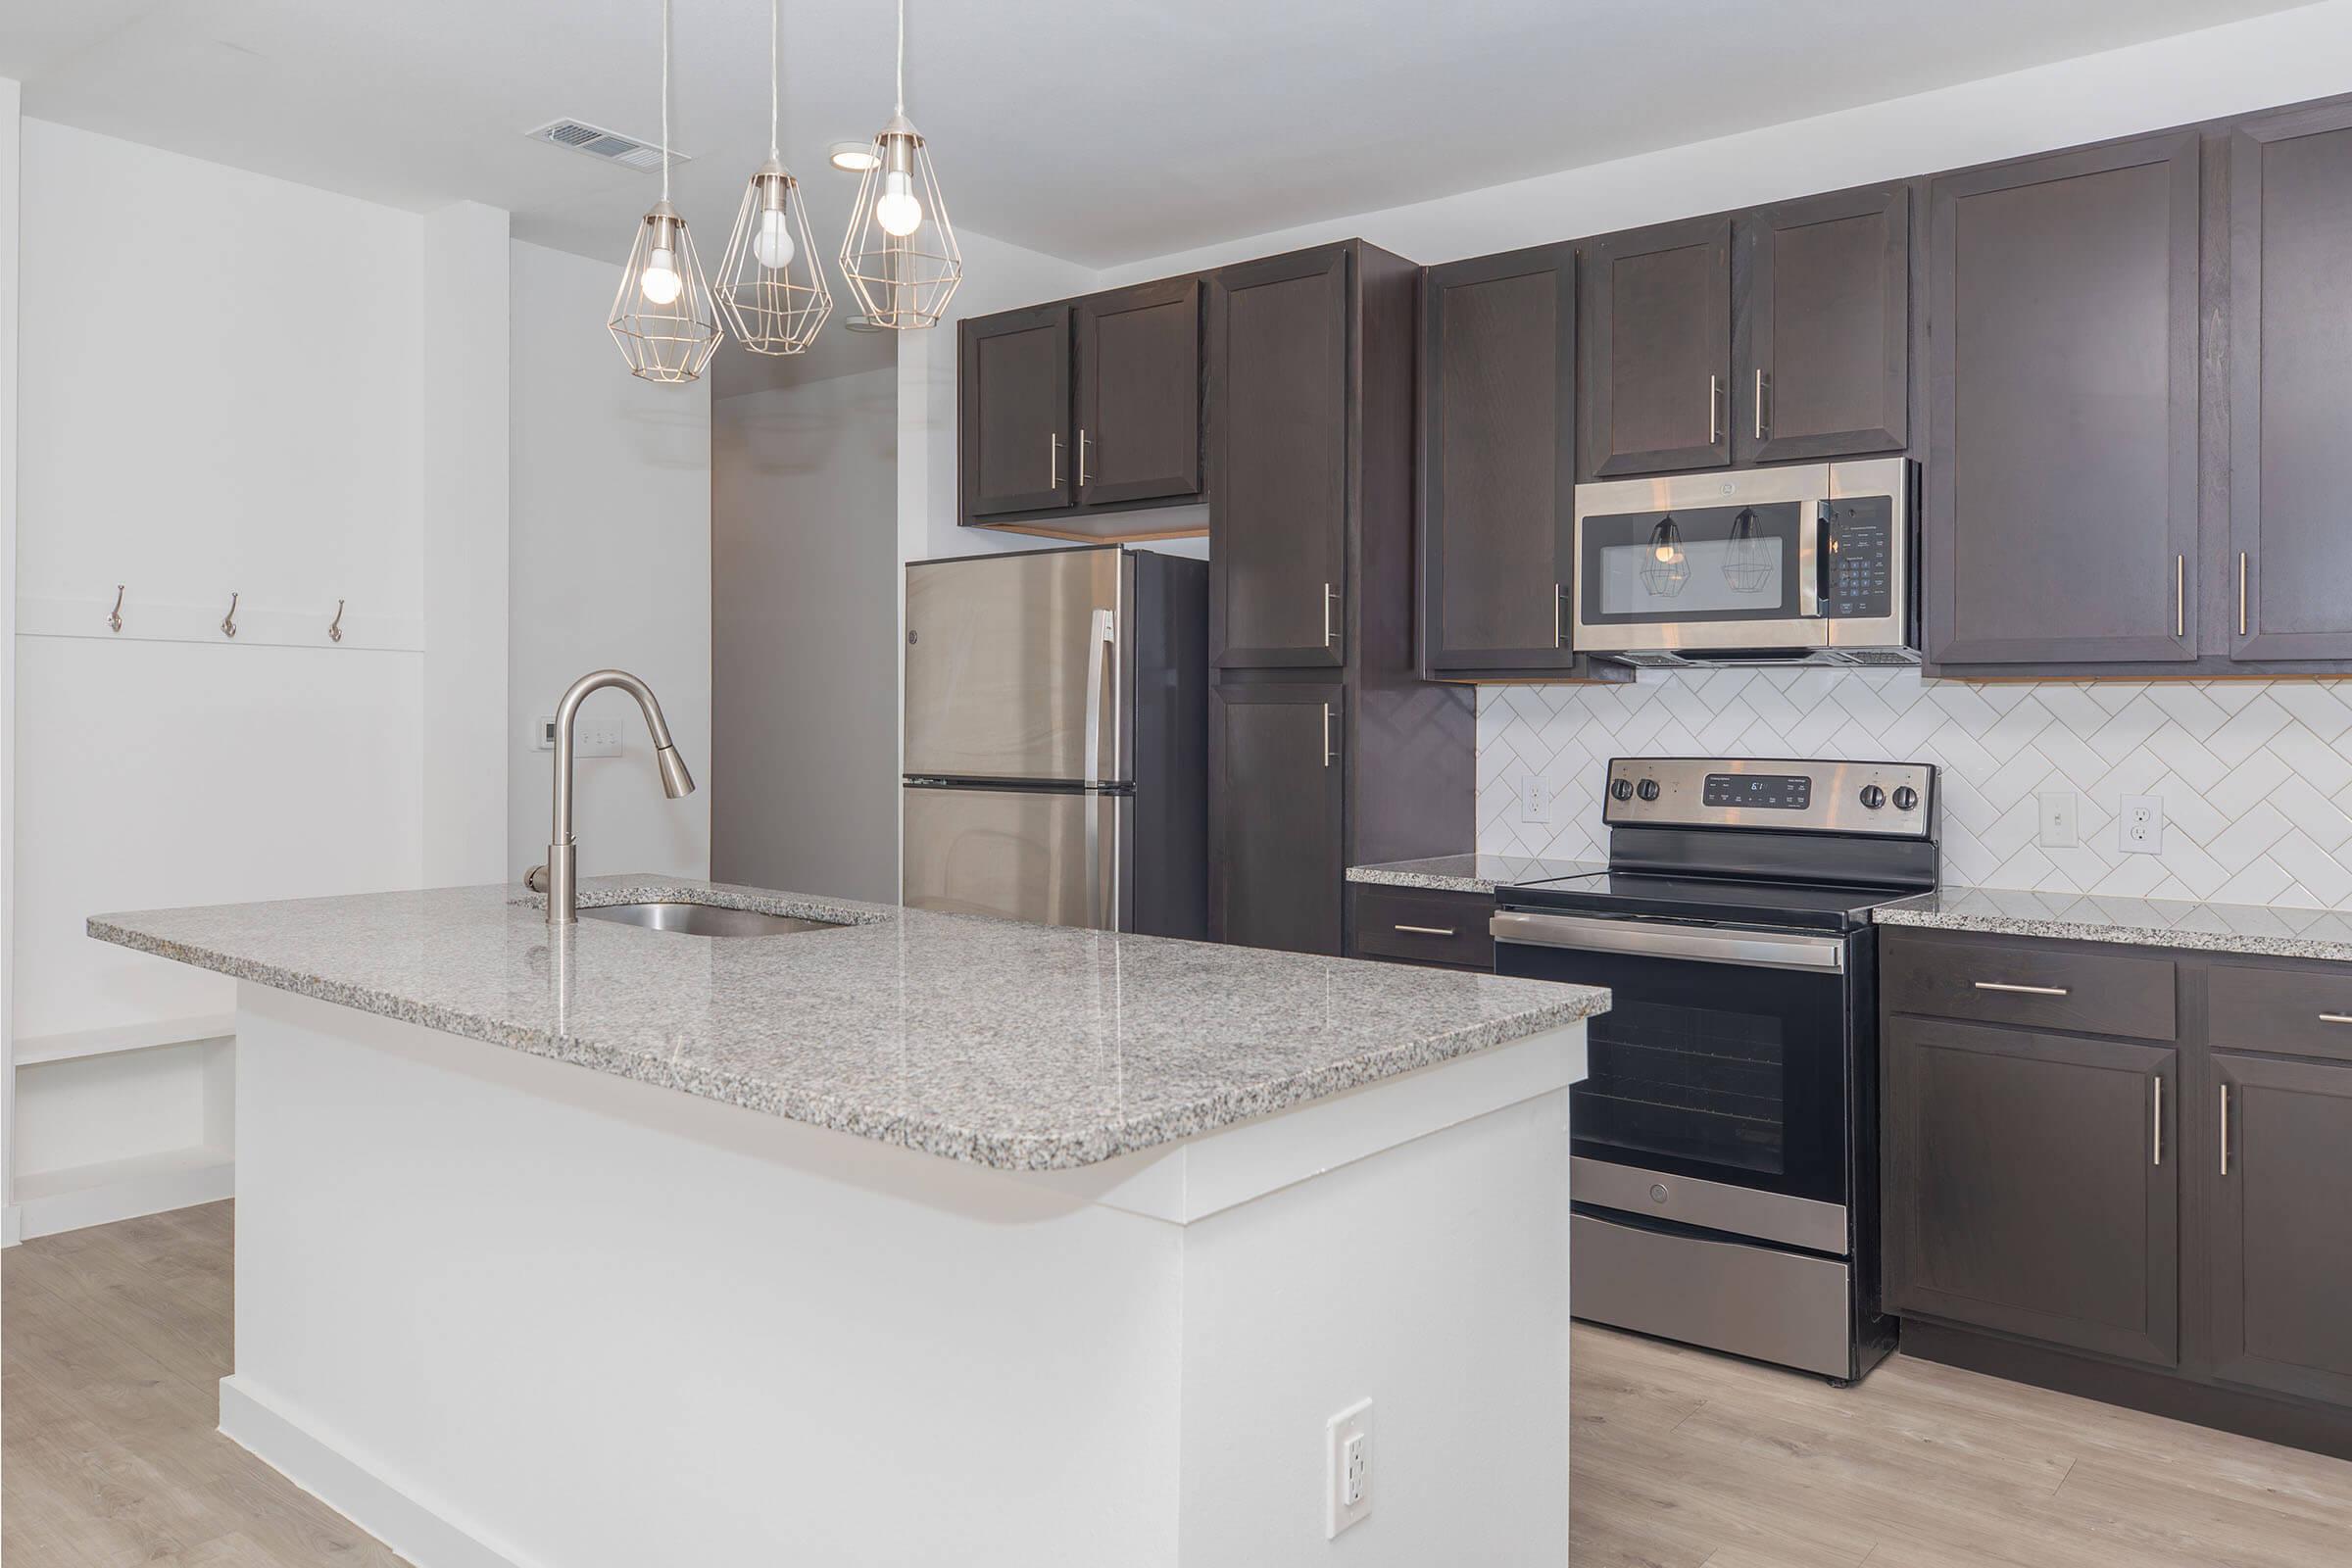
top-left (90, 878), bottom-right (1602, 1568)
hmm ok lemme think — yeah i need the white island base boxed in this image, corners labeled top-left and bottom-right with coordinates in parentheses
top-left (221, 984), bottom-right (1587, 1568)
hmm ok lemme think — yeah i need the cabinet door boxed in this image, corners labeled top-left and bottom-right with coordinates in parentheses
top-left (1741, 185), bottom-right (1908, 464)
top-left (2230, 103), bottom-right (2352, 661)
top-left (1421, 245), bottom-right (1580, 674)
top-left (1884, 1016), bottom-right (2179, 1366)
top-left (1076, 276), bottom-right (1203, 508)
top-left (1925, 134), bottom-right (2200, 666)
top-left (1209, 247), bottom-right (1350, 669)
top-left (959, 304), bottom-right (1072, 517)
top-left (1582, 215), bottom-right (1732, 478)
top-left (1209, 683), bottom-right (1344, 955)
top-left (2209, 1052), bottom-right (2352, 1405)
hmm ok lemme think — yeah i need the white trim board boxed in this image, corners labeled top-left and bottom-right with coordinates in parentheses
top-left (14, 1144), bottom-right (232, 1240)
top-left (14, 1012), bottom-right (234, 1067)
top-left (220, 1378), bottom-right (533, 1568)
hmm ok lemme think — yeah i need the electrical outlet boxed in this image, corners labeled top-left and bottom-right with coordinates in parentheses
top-left (2037, 791), bottom-right (2079, 850)
top-left (2121, 795), bottom-right (2164, 855)
top-left (1326, 1398), bottom-right (1373, 1539)
top-left (1521, 776), bottom-right (1554, 824)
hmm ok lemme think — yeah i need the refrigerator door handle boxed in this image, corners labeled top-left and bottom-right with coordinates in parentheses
top-left (1082, 607), bottom-right (1118, 928)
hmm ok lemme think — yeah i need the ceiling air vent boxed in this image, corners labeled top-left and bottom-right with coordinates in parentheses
top-left (524, 119), bottom-right (683, 172)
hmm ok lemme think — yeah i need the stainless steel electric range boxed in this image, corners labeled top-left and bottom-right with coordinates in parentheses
top-left (1491, 756), bottom-right (1938, 1385)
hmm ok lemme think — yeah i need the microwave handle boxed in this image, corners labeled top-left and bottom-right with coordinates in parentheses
top-left (1798, 500), bottom-right (1828, 619)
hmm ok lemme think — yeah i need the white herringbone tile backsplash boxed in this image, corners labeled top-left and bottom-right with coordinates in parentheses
top-left (1478, 670), bottom-right (2352, 910)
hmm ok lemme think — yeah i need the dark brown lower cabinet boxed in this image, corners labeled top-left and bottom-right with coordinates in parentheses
top-left (2209, 1052), bottom-right (2352, 1405)
top-left (1884, 1015), bottom-right (2179, 1366)
top-left (1208, 683), bottom-right (1344, 955)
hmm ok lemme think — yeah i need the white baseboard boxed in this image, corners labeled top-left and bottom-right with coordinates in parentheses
top-left (219, 1378), bottom-right (532, 1568)
top-left (15, 1146), bottom-right (233, 1240)
top-left (2, 1203), bottom-right (21, 1248)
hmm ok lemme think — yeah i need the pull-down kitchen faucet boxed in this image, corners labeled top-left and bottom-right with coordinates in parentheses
top-left (538, 668), bottom-right (696, 926)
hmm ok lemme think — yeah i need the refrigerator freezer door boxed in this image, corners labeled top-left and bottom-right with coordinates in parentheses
top-left (902, 787), bottom-right (1125, 929)
top-left (905, 548), bottom-right (1124, 784)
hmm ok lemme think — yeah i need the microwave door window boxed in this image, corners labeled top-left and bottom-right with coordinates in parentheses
top-left (1584, 501), bottom-right (1805, 622)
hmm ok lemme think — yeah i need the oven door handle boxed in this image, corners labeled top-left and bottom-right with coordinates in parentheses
top-left (1490, 910), bottom-right (1845, 973)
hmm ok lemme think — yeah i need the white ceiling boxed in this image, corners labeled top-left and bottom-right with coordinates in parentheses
top-left (0, 0), bottom-right (2312, 270)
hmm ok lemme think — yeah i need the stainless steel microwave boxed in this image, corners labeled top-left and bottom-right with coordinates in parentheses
top-left (1570, 458), bottom-right (1917, 667)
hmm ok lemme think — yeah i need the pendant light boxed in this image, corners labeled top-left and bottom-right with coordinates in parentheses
top-left (717, 0), bottom-right (831, 355)
top-left (837, 0), bottom-right (962, 330)
top-left (610, 0), bottom-right (722, 383)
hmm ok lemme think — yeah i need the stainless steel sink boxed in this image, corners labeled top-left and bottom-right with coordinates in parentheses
top-left (577, 901), bottom-right (847, 938)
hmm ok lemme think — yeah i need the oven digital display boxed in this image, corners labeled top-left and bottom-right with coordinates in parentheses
top-left (1703, 773), bottom-right (1813, 809)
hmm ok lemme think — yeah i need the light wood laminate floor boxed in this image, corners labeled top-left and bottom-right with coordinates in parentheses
top-left (8, 1202), bottom-right (2351, 1566)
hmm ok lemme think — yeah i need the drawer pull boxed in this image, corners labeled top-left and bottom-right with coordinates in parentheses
top-left (1394, 923), bottom-right (1457, 938)
top-left (2152, 1075), bottom-right (2164, 1167)
top-left (2320, 1013), bottom-right (2352, 1025)
top-left (1973, 981), bottom-right (2070, 997)
top-left (2221, 1083), bottom-right (2231, 1177)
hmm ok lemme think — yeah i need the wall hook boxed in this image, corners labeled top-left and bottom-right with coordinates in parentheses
top-left (106, 584), bottom-right (125, 634)
top-left (221, 592), bottom-right (239, 640)
top-left (328, 598), bottom-right (346, 644)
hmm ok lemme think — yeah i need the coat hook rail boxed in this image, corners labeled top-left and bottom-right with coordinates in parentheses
top-left (221, 593), bottom-right (239, 640)
top-left (328, 599), bottom-right (346, 644)
top-left (107, 585), bottom-right (125, 634)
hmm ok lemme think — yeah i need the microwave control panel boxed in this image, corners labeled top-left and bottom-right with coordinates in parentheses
top-left (1823, 498), bottom-right (1894, 620)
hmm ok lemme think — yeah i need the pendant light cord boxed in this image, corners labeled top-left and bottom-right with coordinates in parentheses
top-left (660, 0), bottom-right (672, 202)
top-left (769, 0), bottom-right (780, 159)
top-left (894, 0), bottom-right (906, 115)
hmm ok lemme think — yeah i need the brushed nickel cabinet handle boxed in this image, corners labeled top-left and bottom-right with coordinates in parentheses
top-left (2175, 554), bottom-right (2185, 641)
top-left (1754, 368), bottom-right (1767, 441)
top-left (1323, 582), bottom-right (1340, 648)
top-left (2238, 551), bottom-right (2249, 637)
top-left (1049, 432), bottom-right (1062, 490)
top-left (1707, 374), bottom-right (1722, 446)
top-left (2221, 1082), bottom-right (2231, 1176)
top-left (2153, 1075), bottom-right (2164, 1167)
top-left (1078, 427), bottom-right (1091, 488)
top-left (2320, 1012), bottom-right (2352, 1025)
top-left (1553, 582), bottom-right (1565, 649)
top-left (1395, 923), bottom-right (1457, 938)
top-left (1322, 703), bottom-right (1336, 768)
top-left (1973, 980), bottom-right (2070, 997)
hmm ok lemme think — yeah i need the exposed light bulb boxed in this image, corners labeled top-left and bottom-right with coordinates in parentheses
top-left (875, 170), bottom-right (923, 237)
top-left (1654, 543), bottom-right (1677, 563)
top-left (753, 207), bottom-right (796, 270)
top-left (641, 246), bottom-right (684, 305)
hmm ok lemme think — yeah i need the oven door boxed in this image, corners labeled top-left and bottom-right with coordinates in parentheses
top-left (1493, 910), bottom-right (1851, 1247)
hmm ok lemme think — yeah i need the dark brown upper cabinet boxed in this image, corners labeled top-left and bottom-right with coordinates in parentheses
top-left (1740, 185), bottom-right (1909, 464)
top-left (1884, 1014), bottom-right (2180, 1368)
top-left (959, 304), bottom-right (1072, 517)
top-left (1924, 133), bottom-right (2201, 668)
top-left (1208, 245), bottom-right (1350, 669)
top-left (1075, 276), bottom-right (1203, 509)
top-left (1581, 215), bottom-right (1734, 479)
top-left (2207, 1050), bottom-right (2352, 1407)
top-left (2230, 102), bottom-right (2352, 662)
top-left (1419, 245), bottom-right (1623, 680)
top-left (1208, 681), bottom-right (1346, 955)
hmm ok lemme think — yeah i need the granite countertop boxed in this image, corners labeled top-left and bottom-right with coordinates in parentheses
top-left (1876, 885), bottom-right (2352, 962)
top-left (89, 878), bottom-right (1607, 1173)
top-left (1348, 853), bottom-right (1608, 896)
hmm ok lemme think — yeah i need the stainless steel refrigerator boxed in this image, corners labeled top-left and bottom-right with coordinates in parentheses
top-left (903, 544), bottom-right (1207, 936)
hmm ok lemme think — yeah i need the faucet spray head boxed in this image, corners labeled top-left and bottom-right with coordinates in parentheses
top-left (656, 744), bottom-right (697, 800)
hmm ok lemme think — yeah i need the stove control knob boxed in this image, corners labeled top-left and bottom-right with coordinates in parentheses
top-left (1859, 785), bottom-right (1886, 810)
top-left (1637, 778), bottom-right (1661, 802)
top-left (1892, 785), bottom-right (1920, 812)
top-left (1610, 778), bottom-right (1635, 802)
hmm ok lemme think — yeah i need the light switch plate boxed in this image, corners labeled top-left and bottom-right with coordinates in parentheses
top-left (2037, 791), bottom-right (2079, 850)
top-left (534, 716), bottom-right (621, 758)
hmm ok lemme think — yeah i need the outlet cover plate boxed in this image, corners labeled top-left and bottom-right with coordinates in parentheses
top-left (1326, 1398), bottom-right (1373, 1539)
top-left (2121, 795), bottom-right (2164, 856)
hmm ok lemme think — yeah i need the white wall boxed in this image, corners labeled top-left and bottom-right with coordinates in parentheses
top-left (508, 239), bottom-right (712, 882)
top-left (710, 363), bottom-right (900, 904)
top-left (422, 203), bottom-right (514, 888)
top-left (1, 76), bottom-right (21, 1228)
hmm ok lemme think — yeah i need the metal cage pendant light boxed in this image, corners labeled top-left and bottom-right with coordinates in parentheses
top-left (837, 0), bottom-right (962, 330)
top-left (610, 0), bottom-right (722, 382)
top-left (716, 0), bottom-right (831, 354)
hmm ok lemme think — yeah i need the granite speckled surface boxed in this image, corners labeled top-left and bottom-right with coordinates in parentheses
top-left (1348, 854), bottom-right (1607, 896)
top-left (89, 877), bottom-right (1607, 1172)
top-left (1876, 885), bottom-right (2352, 961)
